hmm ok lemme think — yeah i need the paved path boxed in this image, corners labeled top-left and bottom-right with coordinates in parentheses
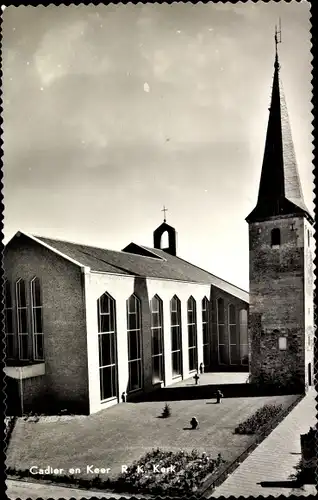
top-left (6, 478), bottom-right (142, 499)
top-left (171, 372), bottom-right (249, 387)
top-left (210, 388), bottom-right (317, 497)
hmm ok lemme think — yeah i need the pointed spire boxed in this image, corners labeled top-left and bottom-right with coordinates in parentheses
top-left (246, 25), bottom-right (312, 224)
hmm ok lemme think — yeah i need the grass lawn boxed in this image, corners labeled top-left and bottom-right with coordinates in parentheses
top-left (7, 394), bottom-right (298, 481)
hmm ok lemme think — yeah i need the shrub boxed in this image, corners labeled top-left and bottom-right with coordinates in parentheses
top-left (161, 403), bottom-right (172, 418)
top-left (235, 403), bottom-right (283, 435)
top-left (114, 448), bottom-right (225, 496)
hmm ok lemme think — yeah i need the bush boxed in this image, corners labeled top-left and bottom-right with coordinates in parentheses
top-left (161, 403), bottom-right (171, 418)
top-left (114, 448), bottom-right (225, 496)
top-left (235, 403), bottom-right (283, 435)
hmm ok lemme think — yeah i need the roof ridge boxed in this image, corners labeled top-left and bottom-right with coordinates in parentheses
top-left (35, 235), bottom-right (118, 253)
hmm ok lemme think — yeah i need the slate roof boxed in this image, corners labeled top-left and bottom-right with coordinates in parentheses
top-left (34, 235), bottom-right (248, 303)
top-left (246, 49), bottom-right (313, 223)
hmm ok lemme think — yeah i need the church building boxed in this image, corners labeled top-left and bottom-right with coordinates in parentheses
top-left (4, 223), bottom-right (248, 415)
top-left (4, 34), bottom-right (314, 415)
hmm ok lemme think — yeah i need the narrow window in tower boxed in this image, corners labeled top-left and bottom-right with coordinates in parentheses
top-left (278, 337), bottom-right (287, 351)
top-left (307, 229), bottom-right (310, 247)
top-left (271, 228), bottom-right (280, 247)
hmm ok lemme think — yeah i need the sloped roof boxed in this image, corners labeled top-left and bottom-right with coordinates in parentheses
top-left (246, 49), bottom-right (313, 224)
top-left (32, 235), bottom-right (248, 302)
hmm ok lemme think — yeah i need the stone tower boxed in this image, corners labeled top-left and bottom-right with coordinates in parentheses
top-left (246, 38), bottom-right (314, 392)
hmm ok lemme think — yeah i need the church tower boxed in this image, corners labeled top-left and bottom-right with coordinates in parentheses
top-left (153, 207), bottom-right (177, 256)
top-left (246, 29), bottom-right (314, 391)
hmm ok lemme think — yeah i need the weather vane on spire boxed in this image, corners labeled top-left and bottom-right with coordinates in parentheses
top-left (274, 18), bottom-right (282, 69)
top-left (162, 206), bottom-right (168, 222)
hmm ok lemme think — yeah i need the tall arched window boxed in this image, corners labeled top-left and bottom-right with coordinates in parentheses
top-left (239, 309), bottom-right (248, 365)
top-left (187, 296), bottom-right (197, 372)
top-left (170, 296), bottom-right (182, 378)
top-left (229, 304), bottom-right (239, 364)
top-left (16, 279), bottom-right (29, 360)
top-left (5, 280), bottom-right (15, 360)
top-left (31, 278), bottom-right (44, 361)
top-left (151, 295), bottom-right (164, 384)
top-left (127, 294), bottom-right (142, 392)
top-left (217, 297), bottom-right (228, 364)
top-left (97, 292), bottom-right (117, 401)
top-left (202, 297), bottom-right (210, 367)
top-left (271, 228), bottom-right (281, 246)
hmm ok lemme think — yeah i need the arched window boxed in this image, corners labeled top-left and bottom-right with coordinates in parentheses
top-left (5, 280), bottom-right (15, 360)
top-left (161, 231), bottom-right (169, 249)
top-left (202, 297), bottom-right (209, 367)
top-left (151, 295), bottom-right (164, 384)
top-left (97, 292), bottom-right (117, 401)
top-left (217, 297), bottom-right (228, 364)
top-left (16, 279), bottom-right (29, 360)
top-left (31, 278), bottom-right (44, 361)
top-left (239, 309), bottom-right (248, 365)
top-left (229, 304), bottom-right (239, 364)
top-left (170, 296), bottom-right (182, 378)
top-left (271, 228), bottom-right (281, 246)
top-left (187, 296), bottom-right (197, 372)
top-left (127, 294), bottom-right (142, 392)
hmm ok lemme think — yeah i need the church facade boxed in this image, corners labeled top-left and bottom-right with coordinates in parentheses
top-left (4, 228), bottom-right (248, 415)
top-left (4, 37), bottom-right (314, 415)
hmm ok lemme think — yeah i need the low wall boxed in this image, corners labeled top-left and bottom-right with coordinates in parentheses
top-left (131, 382), bottom-right (302, 403)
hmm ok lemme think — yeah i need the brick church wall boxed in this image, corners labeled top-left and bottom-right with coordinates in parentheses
top-left (4, 234), bottom-right (89, 413)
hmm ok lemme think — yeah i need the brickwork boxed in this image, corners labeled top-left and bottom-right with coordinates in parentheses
top-left (4, 234), bottom-right (89, 413)
top-left (249, 216), bottom-right (314, 391)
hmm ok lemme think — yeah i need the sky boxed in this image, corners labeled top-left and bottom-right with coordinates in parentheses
top-left (2, 2), bottom-right (313, 291)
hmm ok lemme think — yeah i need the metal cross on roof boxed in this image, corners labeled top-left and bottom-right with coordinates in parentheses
top-left (162, 206), bottom-right (168, 222)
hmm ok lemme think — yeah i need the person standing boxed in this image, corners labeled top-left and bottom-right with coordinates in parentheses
top-left (215, 389), bottom-right (224, 403)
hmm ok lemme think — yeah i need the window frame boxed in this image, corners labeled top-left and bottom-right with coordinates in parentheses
top-left (150, 295), bottom-right (164, 385)
top-left (170, 295), bottom-right (182, 379)
top-left (30, 277), bottom-right (44, 361)
top-left (229, 303), bottom-right (238, 365)
top-left (16, 279), bottom-right (29, 361)
top-left (239, 309), bottom-right (249, 366)
top-left (217, 297), bottom-right (227, 365)
top-left (202, 297), bottom-right (210, 367)
top-left (97, 292), bottom-right (118, 402)
top-left (187, 296), bottom-right (198, 373)
top-left (5, 280), bottom-right (15, 360)
top-left (127, 294), bottom-right (143, 393)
